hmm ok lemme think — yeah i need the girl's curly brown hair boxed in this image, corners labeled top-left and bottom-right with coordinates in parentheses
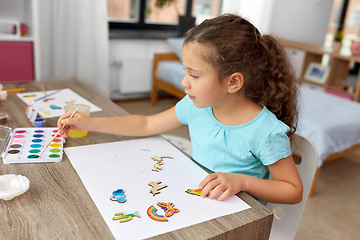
top-left (184, 14), bottom-right (299, 137)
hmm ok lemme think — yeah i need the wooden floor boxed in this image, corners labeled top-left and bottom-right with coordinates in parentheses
top-left (116, 97), bottom-right (360, 240)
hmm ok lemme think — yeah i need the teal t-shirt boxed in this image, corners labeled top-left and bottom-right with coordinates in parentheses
top-left (175, 95), bottom-right (291, 180)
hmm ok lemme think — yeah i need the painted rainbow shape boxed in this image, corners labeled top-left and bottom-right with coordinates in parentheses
top-left (147, 205), bottom-right (168, 222)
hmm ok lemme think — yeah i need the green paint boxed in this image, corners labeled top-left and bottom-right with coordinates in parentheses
top-left (29, 149), bottom-right (41, 153)
top-left (49, 154), bottom-right (61, 158)
top-left (50, 148), bottom-right (61, 153)
top-left (28, 154), bottom-right (39, 159)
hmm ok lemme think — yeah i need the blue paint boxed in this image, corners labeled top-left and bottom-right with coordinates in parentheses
top-left (34, 118), bottom-right (45, 127)
top-left (110, 189), bottom-right (126, 203)
top-left (32, 139), bottom-right (42, 143)
top-left (30, 144), bottom-right (42, 148)
top-left (33, 134), bottom-right (44, 138)
top-left (50, 105), bottom-right (61, 109)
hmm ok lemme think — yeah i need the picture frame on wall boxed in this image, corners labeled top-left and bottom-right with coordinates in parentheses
top-left (304, 62), bottom-right (329, 85)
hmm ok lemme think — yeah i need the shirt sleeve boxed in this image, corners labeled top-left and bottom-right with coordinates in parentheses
top-left (175, 95), bottom-right (193, 125)
top-left (257, 123), bottom-right (292, 166)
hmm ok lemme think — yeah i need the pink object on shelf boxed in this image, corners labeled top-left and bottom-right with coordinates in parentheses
top-left (350, 40), bottom-right (360, 56)
top-left (20, 24), bottom-right (28, 36)
top-left (0, 41), bottom-right (34, 82)
top-left (325, 88), bottom-right (353, 100)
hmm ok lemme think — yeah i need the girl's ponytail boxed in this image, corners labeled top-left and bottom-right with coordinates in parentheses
top-left (255, 35), bottom-right (298, 136)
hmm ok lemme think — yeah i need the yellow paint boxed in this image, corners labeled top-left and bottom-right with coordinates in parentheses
top-left (42, 110), bottom-right (50, 115)
top-left (68, 130), bottom-right (88, 138)
top-left (50, 143), bottom-right (61, 148)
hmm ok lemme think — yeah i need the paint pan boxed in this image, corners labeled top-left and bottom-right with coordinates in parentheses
top-left (1, 127), bottom-right (65, 164)
top-left (34, 118), bottom-right (45, 127)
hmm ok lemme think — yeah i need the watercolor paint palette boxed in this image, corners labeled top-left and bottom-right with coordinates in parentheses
top-left (0, 126), bottom-right (65, 164)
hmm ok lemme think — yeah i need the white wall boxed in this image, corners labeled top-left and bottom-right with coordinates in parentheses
top-left (222, 0), bottom-right (334, 46)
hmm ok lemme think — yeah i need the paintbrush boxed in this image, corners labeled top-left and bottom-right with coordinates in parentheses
top-left (35, 89), bottom-right (61, 102)
top-left (38, 107), bottom-right (79, 158)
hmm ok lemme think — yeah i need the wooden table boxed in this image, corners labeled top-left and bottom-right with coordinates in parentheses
top-left (0, 80), bottom-right (273, 239)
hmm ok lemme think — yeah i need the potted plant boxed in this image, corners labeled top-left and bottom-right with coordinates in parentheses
top-left (155, 0), bottom-right (196, 36)
top-left (333, 30), bottom-right (343, 53)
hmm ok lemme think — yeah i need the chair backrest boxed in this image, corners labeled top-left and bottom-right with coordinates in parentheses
top-left (161, 134), bottom-right (193, 156)
top-left (267, 133), bottom-right (318, 240)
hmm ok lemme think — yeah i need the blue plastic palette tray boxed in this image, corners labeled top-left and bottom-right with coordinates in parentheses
top-left (0, 126), bottom-right (64, 164)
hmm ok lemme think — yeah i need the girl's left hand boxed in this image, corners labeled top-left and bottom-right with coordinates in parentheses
top-left (199, 172), bottom-right (246, 201)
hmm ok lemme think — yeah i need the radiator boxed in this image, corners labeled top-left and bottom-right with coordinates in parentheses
top-left (117, 59), bottom-right (153, 94)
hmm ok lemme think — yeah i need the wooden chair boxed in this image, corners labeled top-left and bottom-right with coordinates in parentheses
top-left (267, 134), bottom-right (318, 240)
top-left (151, 52), bottom-right (186, 106)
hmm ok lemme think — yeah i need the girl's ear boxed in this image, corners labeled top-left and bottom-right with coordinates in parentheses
top-left (227, 72), bottom-right (244, 93)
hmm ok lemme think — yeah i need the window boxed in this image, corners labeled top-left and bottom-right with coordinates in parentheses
top-left (107, 0), bottom-right (222, 31)
top-left (325, 0), bottom-right (360, 50)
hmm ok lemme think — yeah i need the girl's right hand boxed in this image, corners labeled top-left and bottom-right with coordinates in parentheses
top-left (57, 109), bottom-right (92, 138)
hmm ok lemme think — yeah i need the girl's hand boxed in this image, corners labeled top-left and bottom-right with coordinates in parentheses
top-left (57, 110), bottom-right (92, 138)
top-left (199, 156), bottom-right (303, 204)
top-left (199, 172), bottom-right (247, 201)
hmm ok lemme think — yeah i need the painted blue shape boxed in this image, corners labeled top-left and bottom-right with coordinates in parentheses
top-left (32, 139), bottom-right (43, 143)
top-left (50, 105), bottom-right (62, 109)
top-left (110, 189), bottom-right (126, 203)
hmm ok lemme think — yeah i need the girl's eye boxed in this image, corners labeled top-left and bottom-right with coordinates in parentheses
top-left (191, 75), bottom-right (198, 79)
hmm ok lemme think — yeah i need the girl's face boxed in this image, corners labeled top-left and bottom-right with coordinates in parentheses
top-left (181, 42), bottom-right (229, 108)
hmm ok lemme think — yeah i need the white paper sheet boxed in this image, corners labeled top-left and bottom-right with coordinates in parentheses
top-left (17, 88), bottom-right (102, 118)
top-left (64, 136), bottom-right (251, 240)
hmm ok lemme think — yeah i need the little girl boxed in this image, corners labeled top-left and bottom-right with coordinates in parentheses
top-left (58, 14), bottom-right (303, 204)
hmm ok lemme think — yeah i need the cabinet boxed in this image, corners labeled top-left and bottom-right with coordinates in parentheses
top-left (284, 40), bottom-right (360, 102)
top-left (0, 41), bottom-right (34, 82)
top-left (0, 0), bottom-right (40, 82)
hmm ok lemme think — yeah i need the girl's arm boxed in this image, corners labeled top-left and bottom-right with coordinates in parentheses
top-left (199, 155), bottom-right (303, 204)
top-left (58, 106), bottom-right (183, 138)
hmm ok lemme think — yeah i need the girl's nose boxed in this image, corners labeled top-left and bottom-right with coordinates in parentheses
top-left (182, 77), bottom-right (190, 89)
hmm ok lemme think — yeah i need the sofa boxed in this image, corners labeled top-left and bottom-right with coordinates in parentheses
top-left (151, 38), bottom-right (185, 105)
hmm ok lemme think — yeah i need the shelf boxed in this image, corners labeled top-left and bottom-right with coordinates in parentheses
top-left (325, 87), bottom-right (354, 100)
top-left (281, 39), bottom-right (332, 55)
top-left (326, 85), bottom-right (354, 95)
top-left (283, 40), bottom-right (360, 102)
top-left (303, 79), bottom-right (325, 87)
top-left (0, 37), bottom-right (34, 42)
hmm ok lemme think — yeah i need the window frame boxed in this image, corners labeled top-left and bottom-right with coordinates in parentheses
top-left (109, 0), bottom-right (193, 31)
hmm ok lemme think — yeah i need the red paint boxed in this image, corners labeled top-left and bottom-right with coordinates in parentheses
top-left (15, 130), bottom-right (27, 133)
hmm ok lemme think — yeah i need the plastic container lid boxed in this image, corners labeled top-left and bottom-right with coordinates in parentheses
top-left (0, 174), bottom-right (30, 200)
